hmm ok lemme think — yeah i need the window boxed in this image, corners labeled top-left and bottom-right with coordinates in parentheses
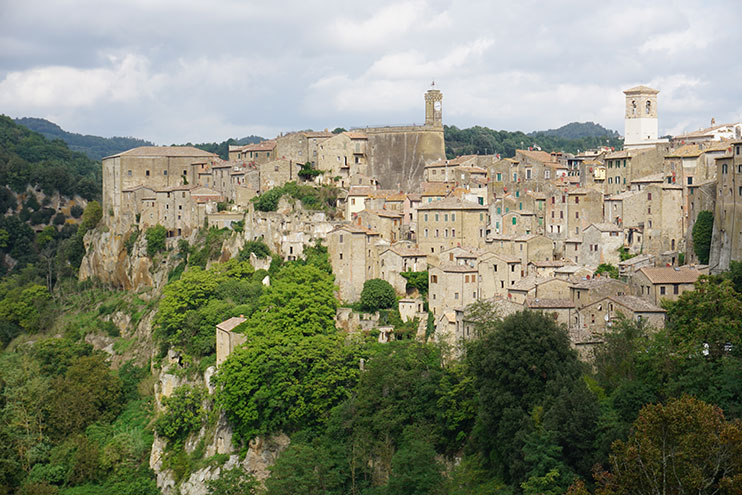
top-left (435, 229), bottom-right (439, 237)
top-left (687, 177), bottom-right (693, 185)
top-left (493, 264), bottom-right (498, 272)
top-left (424, 229), bottom-right (429, 237)
top-left (512, 217), bottom-right (517, 225)
top-left (451, 213), bottom-right (456, 221)
top-left (576, 211), bottom-right (580, 219)
top-left (660, 286), bottom-right (666, 295)
top-left (496, 173), bottom-right (502, 181)
top-left (646, 100), bottom-right (651, 114)
top-left (465, 275), bottom-right (469, 283)
top-left (648, 192), bottom-right (652, 200)
top-left (424, 213), bottom-right (428, 221)
top-left (454, 292), bottom-right (459, 300)
top-left (145, 170), bottom-right (150, 176)
top-left (339, 234), bottom-right (343, 243)
top-left (444, 229), bottom-right (448, 238)
top-left (575, 196), bottom-right (580, 204)
top-left (431, 275), bottom-right (438, 283)
top-left (435, 214), bottom-right (439, 221)
top-left (452, 229), bottom-right (456, 237)
top-left (163, 170), bottom-right (168, 175)
top-left (648, 207), bottom-right (651, 214)
top-left (444, 214), bottom-right (448, 221)
top-left (339, 253), bottom-right (343, 260)
top-left (127, 170), bottom-right (132, 176)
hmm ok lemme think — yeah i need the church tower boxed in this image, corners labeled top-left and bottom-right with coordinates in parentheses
top-left (623, 85), bottom-right (659, 148)
top-left (425, 85), bottom-right (443, 127)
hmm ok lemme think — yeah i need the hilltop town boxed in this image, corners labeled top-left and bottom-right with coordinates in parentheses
top-left (94, 84), bottom-right (742, 357)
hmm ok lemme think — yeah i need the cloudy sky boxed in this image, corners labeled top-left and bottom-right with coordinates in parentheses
top-left (1, 0), bottom-right (740, 145)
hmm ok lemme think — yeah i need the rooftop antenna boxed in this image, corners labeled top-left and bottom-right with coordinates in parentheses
top-left (431, 80), bottom-right (436, 88)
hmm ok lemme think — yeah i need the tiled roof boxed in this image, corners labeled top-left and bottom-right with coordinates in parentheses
top-left (667, 144), bottom-right (703, 158)
top-left (437, 263), bottom-right (477, 273)
top-left (517, 149), bottom-right (552, 163)
top-left (421, 182), bottom-right (453, 196)
top-left (347, 186), bottom-right (376, 196)
top-left (239, 141), bottom-right (276, 152)
top-left (613, 295), bottom-right (665, 313)
top-left (529, 260), bottom-right (565, 268)
top-left (586, 223), bottom-right (622, 233)
top-left (106, 146), bottom-right (218, 159)
top-left (343, 131), bottom-right (367, 139)
top-left (638, 266), bottom-right (702, 284)
top-left (526, 298), bottom-right (575, 309)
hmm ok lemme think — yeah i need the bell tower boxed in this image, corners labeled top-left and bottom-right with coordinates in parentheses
top-left (623, 85), bottom-right (659, 148)
top-left (425, 83), bottom-right (443, 127)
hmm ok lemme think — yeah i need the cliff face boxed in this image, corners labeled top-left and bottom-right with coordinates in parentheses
top-left (78, 229), bottom-right (162, 289)
top-left (151, 357), bottom-right (289, 495)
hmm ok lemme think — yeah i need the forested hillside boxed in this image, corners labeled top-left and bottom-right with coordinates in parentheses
top-left (14, 118), bottom-right (154, 162)
top-left (444, 123), bottom-right (623, 158)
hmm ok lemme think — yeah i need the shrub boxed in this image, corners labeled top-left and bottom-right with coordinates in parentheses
top-left (145, 225), bottom-right (167, 257)
top-left (80, 201), bottom-right (102, 233)
top-left (238, 239), bottom-right (271, 260)
top-left (692, 210), bottom-right (713, 264)
top-left (155, 385), bottom-right (206, 441)
top-left (360, 278), bottom-right (396, 311)
top-left (70, 205), bottom-right (84, 218)
top-left (53, 213), bottom-right (66, 225)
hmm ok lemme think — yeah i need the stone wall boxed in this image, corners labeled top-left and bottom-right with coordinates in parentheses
top-left (364, 125), bottom-right (445, 191)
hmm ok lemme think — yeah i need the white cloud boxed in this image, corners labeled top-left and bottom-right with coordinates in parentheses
top-left (0, 54), bottom-right (155, 109)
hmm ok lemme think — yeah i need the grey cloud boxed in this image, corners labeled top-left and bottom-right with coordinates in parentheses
top-left (1, 0), bottom-right (741, 144)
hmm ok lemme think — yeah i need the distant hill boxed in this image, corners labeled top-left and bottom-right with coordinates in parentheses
top-left (14, 117), bottom-right (154, 161)
top-left (528, 121), bottom-right (620, 139)
top-left (444, 123), bottom-right (623, 159)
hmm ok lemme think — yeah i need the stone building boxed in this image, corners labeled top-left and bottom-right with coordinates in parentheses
top-left (417, 197), bottom-right (489, 254)
top-left (229, 140), bottom-right (277, 163)
top-left (102, 146), bottom-right (220, 232)
top-left (710, 143), bottom-right (742, 271)
top-left (581, 223), bottom-right (624, 267)
top-left (507, 276), bottom-right (571, 304)
top-left (354, 209), bottom-right (403, 243)
top-left (429, 263), bottom-right (479, 318)
top-left (630, 265), bottom-right (705, 305)
top-left (477, 252), bottom-right (524, 298)
top-left (216, 316), bottom-right (247, 367)
top-left (379, 245), bottom-right (428, 295)
top-left (361, 87), bottom-right (446, 191)
top-left (326, 224), bottom-right (382, 302)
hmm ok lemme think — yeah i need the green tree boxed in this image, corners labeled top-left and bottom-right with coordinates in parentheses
top-left (215, 332), bottom-right (363, 441)
top-left (207, 467), bottom-right (258, 495)
top-left (155, 385), bottom-right (205, 441)
top-left (264, 442), bottom-right (338, 495)
top-left (664, 276), bottom-right (742, 359)
top-left (238, 239), bottom-right (271, 260)
top-left (145, 225), bottom-right (167, 257)
top-left (359, 278), bottom-right (396, 311)
top-left (79, 201), bottom-right (102, 234)
top-left (400, 270), bottom-right (428, 296)
top-left (600, 396), bottom-right (742, 495)
top-left (387, 427), bottom-right (444, 495)
top-left (692, 210), bottom-right (713, 264)
top-left (594, 264), bottom-right (618, 279)
top-left (467, 310), bottom-right (583, 484)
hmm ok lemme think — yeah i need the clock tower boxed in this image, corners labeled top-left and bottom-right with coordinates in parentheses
top-left (425, 84), bottom-right (443, 127)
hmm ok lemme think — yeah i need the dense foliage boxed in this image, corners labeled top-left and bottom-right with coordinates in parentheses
top-left (360, 278), bottom-right (397, 311)
top-left (692, 210), bottom-right (714, 264)
top-left (444, 123), bottom-right (623, 159)
top-left (14, 117), bottom-right (154, 162)
top-left (252, 182), bottom-right (340, 212)
top-left (0, 115), bottom-right (100, 199)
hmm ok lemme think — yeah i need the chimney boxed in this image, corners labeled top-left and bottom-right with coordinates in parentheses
top-left (711, 118), bottom-right (716, 126)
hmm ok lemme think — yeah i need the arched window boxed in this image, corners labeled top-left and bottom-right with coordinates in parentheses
top-left (631, 100), bottom-right (637, 116)
top-left (646, 100), bottom-right (651, 115)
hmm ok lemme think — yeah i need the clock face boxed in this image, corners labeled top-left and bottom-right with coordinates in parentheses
top-left (434, 101), bottom-right (441, 111)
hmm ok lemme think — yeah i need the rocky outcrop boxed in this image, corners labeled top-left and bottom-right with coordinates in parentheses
top-left (151, 360), bottom-right (290, 495)
top-left (79, 228), bottom-right (179, 290)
